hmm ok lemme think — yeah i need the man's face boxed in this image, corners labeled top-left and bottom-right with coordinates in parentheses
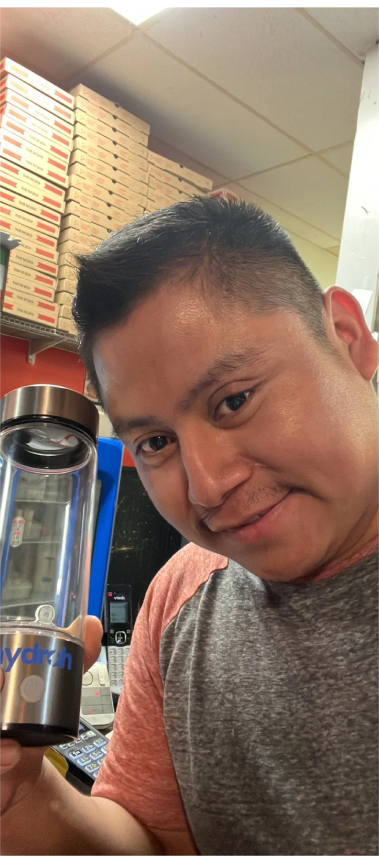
top-left (94, 284), bottom-right (378, 581)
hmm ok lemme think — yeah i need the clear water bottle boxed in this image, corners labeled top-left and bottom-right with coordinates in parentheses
top-left (0, 385), bottom-right (99, 746)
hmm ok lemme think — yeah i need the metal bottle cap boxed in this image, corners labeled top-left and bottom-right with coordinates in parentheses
top-left (0, 385), bottom-right (99, 442)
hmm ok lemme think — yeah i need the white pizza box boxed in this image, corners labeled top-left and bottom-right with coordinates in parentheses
top-left (57, 315), bottom-right (76, 335)
top-left (0, 59), bottom-right (74, 110)
top-left (111, 131), bottom-right (147, 162)
top-left (61, 213), bottom-right (91, 236)
top-left (0, 132), bottom-right (68, 188)
top-left (0, 222), bottom-right (58, 264)
top-left (0, 214), bottom-right (57, 249)
top-left (2, 292), bottom-right (57, 327)
top-left (0, 104), bottom-right (73, 152)
top-left (0, 89), bottom-right (73, 139)
top-left (72, 133), bottom-right (147, 166)
top-left (71, 84), bottom-right (149, 135)
top-left (7, 257), bottom-right (56, 287)
top-left (147, 175), bottom-right (190, 203)
top-left (0, 75), bottom-right (73, 125)
top-left (0, 201), bottom-right (59, 238)
top-left (55, 284), bottom-right (76, 299)
top-left (73, 95), bottom-right (116, 130)
top-left (147, 164), bottom-right (197, 198)
top-left (4, 285), bottom-right (58, 320)
top-left (74, 109), bottom-right (114, 142)
top-left (6, 271), bottom-right (56, 301)
top-left (9, 247), bottom-right (58, 278)
top-left (0, 115), bottom-right (70, 165)
top-left (0, 186), bottom-right (61, 227)
top-left (71, 137), bottom-right (116, 169)
top-left (0, 157), bottom-right (66, 212)
top-left (113, 116), bottom-right (148, 148)
top-left (147, 150), bottom-right (213, 192)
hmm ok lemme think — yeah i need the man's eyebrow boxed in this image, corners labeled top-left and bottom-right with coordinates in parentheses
top-left (112, 346), bottom-right (265, 439)
top-left (177, 345), bottom-right (265, 413)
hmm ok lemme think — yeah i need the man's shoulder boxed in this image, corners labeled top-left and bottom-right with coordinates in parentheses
top-left (144, 543), bottom-right (228, 638)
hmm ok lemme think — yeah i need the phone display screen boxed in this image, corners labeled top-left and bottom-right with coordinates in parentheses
top-left (110, 601), bottom-right (127, 624)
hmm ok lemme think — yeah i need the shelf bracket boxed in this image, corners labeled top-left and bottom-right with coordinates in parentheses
top-left (27, 336), bottom-right (67, 364)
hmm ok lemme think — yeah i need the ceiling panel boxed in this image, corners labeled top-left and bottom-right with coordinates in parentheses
top-left (319, 143), bottom-right (354, 176)
top-left (306, 7), bottom-right (379, 60)
top-left (241, 158), bottom-right (349, 239)
top-left (79, 35), bottom-right (306, 178)
top-left (0, 8), bottom-right (134, 86)
top-left (147, 7), bottom-right (363, 151)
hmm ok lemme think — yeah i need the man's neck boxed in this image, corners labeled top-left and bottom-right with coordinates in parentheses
top-left (310, 507), bottom-right (379, 583)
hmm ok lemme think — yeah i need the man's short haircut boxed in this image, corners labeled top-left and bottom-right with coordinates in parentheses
top-left (73, 197), bottom-right (327, 397)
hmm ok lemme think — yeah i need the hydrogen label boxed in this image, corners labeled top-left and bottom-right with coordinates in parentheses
top-left (0, 643), bottom-right (73, 672)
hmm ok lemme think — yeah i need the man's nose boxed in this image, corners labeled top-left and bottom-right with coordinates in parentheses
top-left (180, 424), bottom-right (251, 509)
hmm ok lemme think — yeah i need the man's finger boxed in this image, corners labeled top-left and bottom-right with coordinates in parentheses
top-left (83, 615), bottom-right (103, 673)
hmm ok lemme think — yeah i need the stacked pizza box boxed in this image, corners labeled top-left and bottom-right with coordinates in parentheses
top-left (145, 151), bottom-right (213, 214)
top-left (55, 84), bottom-right (150, 334)
top-left (0, 58), bottom-right (74, 330)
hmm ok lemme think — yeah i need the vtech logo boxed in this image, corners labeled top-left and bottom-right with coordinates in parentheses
top-left (0, 643), bottom-right (72, 673)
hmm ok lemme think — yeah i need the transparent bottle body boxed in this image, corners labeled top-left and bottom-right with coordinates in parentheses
top-left (0, 421), bottom-right (97, 645)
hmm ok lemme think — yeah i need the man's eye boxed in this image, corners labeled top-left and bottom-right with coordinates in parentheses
top-left (216, 391), bottom-right (251, 418)
top-left (138, 435), bottom-right (169, 455)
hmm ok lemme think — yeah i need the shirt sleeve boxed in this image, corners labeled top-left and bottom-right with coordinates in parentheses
top-left (91, 590), bottom-right (188, 831)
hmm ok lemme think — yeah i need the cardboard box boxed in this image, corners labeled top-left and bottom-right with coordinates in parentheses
top-left (73, 95), bottom-right (116, 129)
top-left (69, 149), bottom-right (116, 181)
top-left (112, 131), bottom-right (147, 162)
top-left (68, 162), bottom-right (114, 193)
top-left (145, 190), bottom-right (175, 211)
top-left (2, 293), bottom-right (57, 326)
top-left (0, 89), bottom-right (73, 139)
top-left (61, 214), bottom-right (91, 236)
top-left (0, 214), bottom-right (57, 248)
top-left (6, 271), bottom-right (56, 301)
top-left (112, 180), bottom-right (147, 209)
top-left (70, 84), bottom-right (118, 118)
top-left (0, 75), bottom-right (74, 125)
top-left (147, 150), bottom-right (212, 192)
top-left (58, 238), bottom-right (96, 257)
top-left (0, 59), bottom-right (74, 110)
top-left (57, 266), bottom-right (77, 284)
top-left (58, 227), bottom-right (93, 248)
top-left (0, 132), bottom-right (68, 188)
top-left (56, 281), bottom-right (76, 296)
top-left (116, 103), bottom-right (150, 137)
top-left (67, 172), bottom-right (94, 198)
top-left (58, 253), bottom-right (77, 270)
top-left (57, 315), bottom-right (76, 335)
top-left (4, 285), bottom-right (58, 320)
top-left (57, 302), bottom-right (73, 318)
top-left (9, 247), bottom-right (58, 277)
top-left (71, 137), bottom-right (116, 168)
top-left (0, 201), bottom-right (59, 238)
top-left (89, 210), bottom-right (109, 229)
top-left (147, 163), bottom-right (197, 197)
top-left (7, 259), bottom-right (56, 288)
top-left (0, 115), bottom-right (70, 164)
top-left (0, 221), bottom-right (58, 262)
top-left (90, 222), bottom-right (108, 240)
top-left (0, 158), bottom-right (66, 212)
top-left (147, 175), bottom-right (190, 203)
top-left (114, 116), bottom-right (148, 148)
top-left (74, 109), bottom-right (114, 142)
top-left (0, 187), bottom-right (61, 226)
top-left (0, 104), bottom-right (73, 151)
top-left (64, 199), bottom-right (91, 223)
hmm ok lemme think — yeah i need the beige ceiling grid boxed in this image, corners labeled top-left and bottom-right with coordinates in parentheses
top-left (1, 7), bottom-right (378, 259)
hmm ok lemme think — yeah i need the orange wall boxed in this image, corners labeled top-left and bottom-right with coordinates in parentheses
top-left (0, 334), bottom-right (135, 466)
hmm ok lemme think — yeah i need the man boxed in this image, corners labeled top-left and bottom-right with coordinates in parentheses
top-left (1, 198), bottom-right (378, 856)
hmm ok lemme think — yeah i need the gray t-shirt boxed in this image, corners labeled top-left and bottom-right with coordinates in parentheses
top-left (95, 545), bottom-right (378, 855)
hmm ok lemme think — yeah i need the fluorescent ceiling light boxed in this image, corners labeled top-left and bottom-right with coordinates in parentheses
top-left (109, 2), bottom-right (167, 25)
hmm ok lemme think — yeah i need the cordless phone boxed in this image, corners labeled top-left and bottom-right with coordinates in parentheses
top-left (105, 583), bottom-right (132, 694)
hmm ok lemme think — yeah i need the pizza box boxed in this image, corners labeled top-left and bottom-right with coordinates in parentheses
top-left (6, 271), bottom-right (56, 300)
top-left (113, 116), bottom-right (148, 148)
top-left (0, 115), bottom-right (70, 164)
top-left (89, 222), bottom-right (108, 240)
top-left (0, 59), bottom-right (74, 110)
top-left (0, 133), bottom-right (68, 188)
top-left (71, 84), bottom-right (150, 135)
top-left (56, 281), bottom-right (76, 297)
top-left (147, 163), bottom-right (197, 197)
top-left (2, 293), bottom-right (57, 326)
top-left (147, 175), bottom-right (190, 203)
top-left (57, 315), bottom-right (76, 335)
top-left (9, 247), bottom-right (58, 277)
top-left (64, 199), bottom-right (92, 223)
top-left (0, 214), bottom-right (57, 248)
top-left (57, 302), bottom-right (73, 319)
top-left (0, 201), bottom-right (59, 238)
top-left (0, 158), bottom-right (66, 211)
top-left (0, 187), bottom-right (61, 226)
top-left (4, 284), bottom-right (57, 319)
top-left (0, 89), bottom-right (73, 139)
top-left (57, 265), bottom-right (77, 284)
top-left (0, 75), bottom-right (73, 125)
top-left (0, 104), bottom-right (73, 151)
top-left (73, 95), bottom-right (115, 129)
top-left (7, 258), bottom-right (56, 287)
top-left (147, 150), bottom-right (212, 192)
top-left (74, 109), bottom-right (114, 142)
top-left (61, 213), bottom-right (91, 236)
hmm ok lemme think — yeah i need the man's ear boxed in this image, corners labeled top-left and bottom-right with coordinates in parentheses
top-left (323, 286), bottom-right (379, 380)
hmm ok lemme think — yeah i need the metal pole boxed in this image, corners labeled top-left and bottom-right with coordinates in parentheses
top-left (335, 43), bottom-right (379, 333)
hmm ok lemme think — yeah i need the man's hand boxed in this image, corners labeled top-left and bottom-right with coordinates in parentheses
top-left (0, 616), bottom-right (103, 819)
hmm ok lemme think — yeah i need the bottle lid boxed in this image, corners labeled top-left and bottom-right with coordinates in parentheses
top-left (0, 385), bottom-right (99, 442)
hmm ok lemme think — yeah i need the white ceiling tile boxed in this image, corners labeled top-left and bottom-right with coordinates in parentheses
top-left (0, 8), bottom-right (134, 86)
top-left (81, 35), bottom-right (306, 178)
top-left (147, 8), bottom-right (363, 151)
top-left (319, 143), bottom-right (354, 176)
top-left (306, 8), bottom-right (379, 60)
top-left (241, 158), bottom-right (349, 240)
top-left (222, 181), bottom-right (338, 249)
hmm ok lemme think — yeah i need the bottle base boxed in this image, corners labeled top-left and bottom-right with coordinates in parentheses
top-left (1, 723), bottom-right (77, 747)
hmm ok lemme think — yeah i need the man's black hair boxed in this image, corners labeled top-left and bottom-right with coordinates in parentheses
top-left (73, 196), bottom-right (327, 398)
